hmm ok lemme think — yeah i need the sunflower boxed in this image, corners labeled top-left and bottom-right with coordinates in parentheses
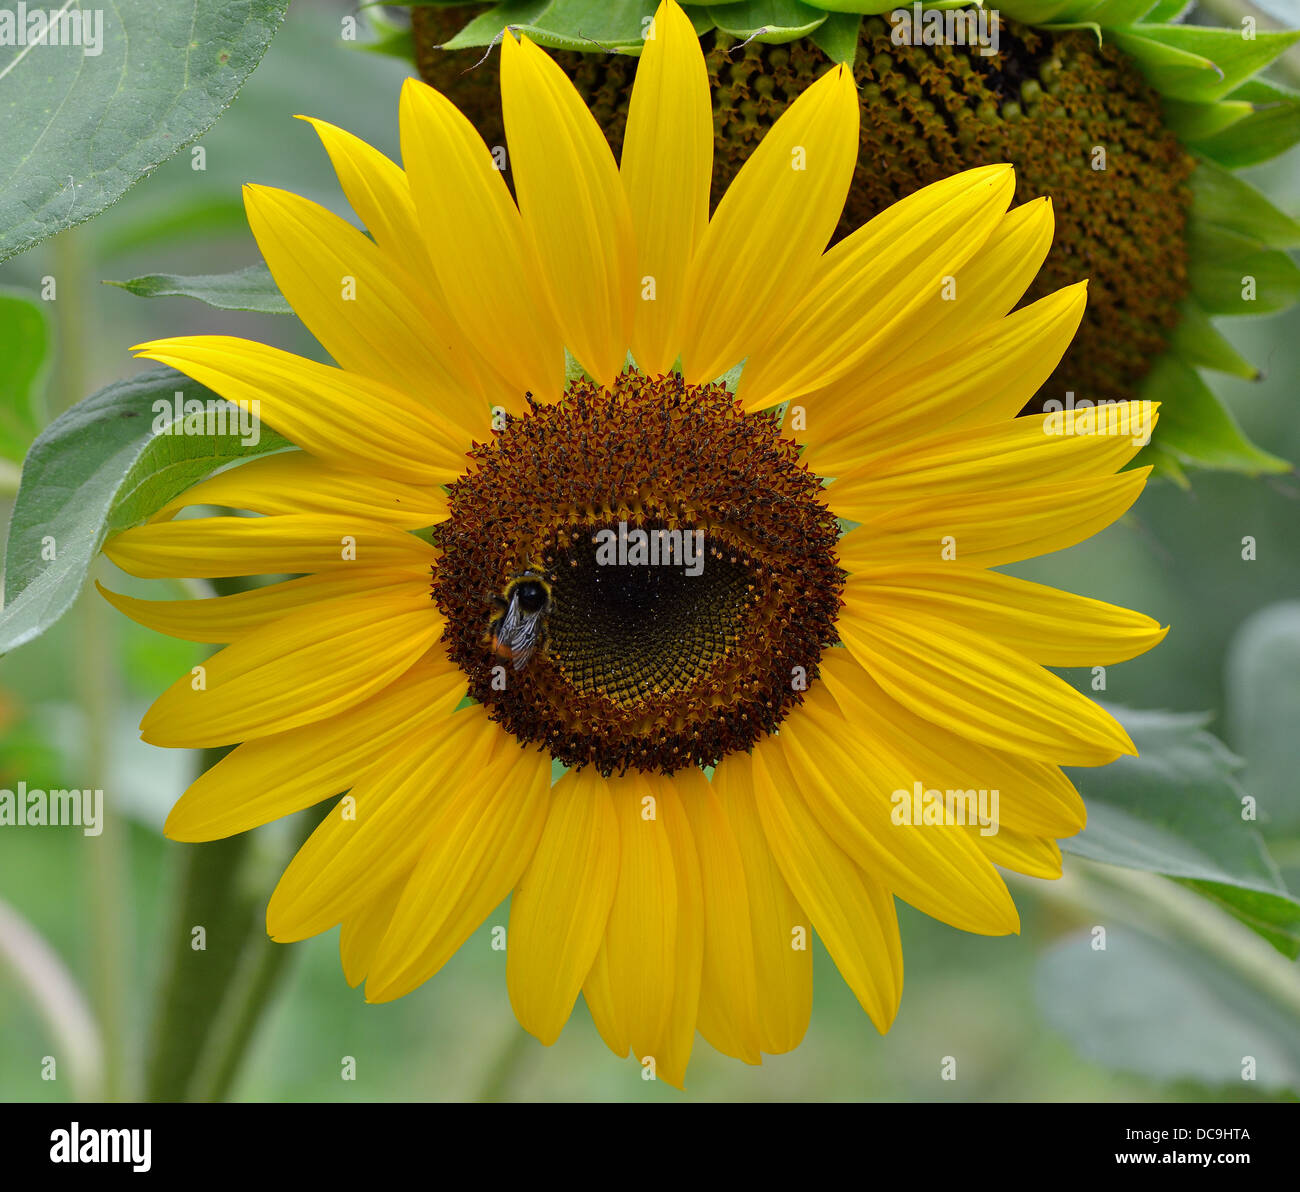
top-left (408, 0), bottom-right (1300, 483)
top-left (102, 0), bottom-right (1166, 1088)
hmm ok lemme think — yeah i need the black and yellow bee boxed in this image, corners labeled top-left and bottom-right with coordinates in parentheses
top-left (487, 566), bottom-right (553, 671)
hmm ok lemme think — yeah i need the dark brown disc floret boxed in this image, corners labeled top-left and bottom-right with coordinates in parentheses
top-left (432, 372), bottom-right (844, 776)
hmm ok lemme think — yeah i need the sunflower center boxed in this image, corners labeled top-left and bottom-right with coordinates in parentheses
top-left (432, 373), bottom-right (843, 776)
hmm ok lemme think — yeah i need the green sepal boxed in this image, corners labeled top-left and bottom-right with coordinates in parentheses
top-left (1191, 155), bottom-right (1300, 250)
top-left (1139, 353), bottom-right (1289, 475)
top-left (1109, 25), bottom-right (1300, 104)
top-left (1187, 221), bottom-right (1300, 316)
top-left (1190, 79), bottom-right (1300, 170)
top-left (1160, 97), bottom-right (1254, 143)
top-left (104, 265), bottom-right (292, 315)
top-left (810, 11), bottom-right (862, 62)
top-left (1167, 299), bottom-right (1260, 381)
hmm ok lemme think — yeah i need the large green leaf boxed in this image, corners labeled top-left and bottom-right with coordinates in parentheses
top-left (0, 0), bottom-right (288, 262)
top-left (1037, 927), bottom-right (1300, 1095)
top-left (105, 264), bottom-right (290, 314)
top-left (0, 291), bottom-right (50, 463)
top-left (0, 368), bottom-right (288, 656)
top-left (1065, 708), bottom-right (1300, 957)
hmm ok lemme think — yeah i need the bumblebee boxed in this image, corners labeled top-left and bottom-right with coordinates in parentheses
top-left (487, 566), bottom-right (553, 671)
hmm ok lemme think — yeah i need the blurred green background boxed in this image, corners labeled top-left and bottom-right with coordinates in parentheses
top-left (0, 0), bottom-right (1297, 1101)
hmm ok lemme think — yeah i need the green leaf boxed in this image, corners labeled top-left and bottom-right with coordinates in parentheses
top-left (1139, 353), bottom-right (1287, 475)
top-left (1191, 156), bottom-right (1300, 250)
top-left (1192, 79), bottom-right (1300, 170)
top-left (104, 265), bottom-right (291, 315)
top-left (709, 1), bottom-right (827, 41)
top-left (441, 1), bottom-right (552, 49)
top-left (0, 291), bottom-right (51, 462)
top-left (1166, 299), bottom-right (1260, 381)
top-left (0, 369), bottom-right (288, 656)
top-left (0, 0), bottom-right (288, 263)
top-left (1037, 927), bottom-right (1300, 1094)
top-left (1188, 222), bottom-right (1300, 316)
top-left (1064, 707), bottom-right (1300, 956)
top-left (1227, 603), bottom-right (1300, 839)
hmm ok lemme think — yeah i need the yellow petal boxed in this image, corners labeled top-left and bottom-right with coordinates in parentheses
top-left (105, 514), bottom-right (435, 579)
top-left (340, 877), bottom-right (406, 988)
top-left (800, 283), bottom-right (1088, 471)
top-left (507, 766), bottom-right (620, 1046)
top-left (164, 654), bottom-right (465, 841)
top-left (753, 738), bottom-right (904, 1031)
top-left (817, 650), bottom-right (1086, 839)
top-left (845, 568), bottom-right (1167, 667)
top-left (399, 77), bottom-right (563, 410)
top-left (153, 450), bottom-right (446, 529)
top-left (835, 467), bottom-right (1151, 571)
top-left (365, 742), bottom-right (551, 1002)
top-left (98, 567), bottom-right (429, 644)
top-left (500, 34), bottom-right (636, 385)
top-left (583, 773), bottom-right (679, 1065)
top-left (738, 165), bottom-right (1015, 411)
top-left (133, 336), bottom-right (469, 483)
top-left (711, 750), bottom-right (812, 1054)
top-left (244, 184), bottom-right (487, 442)
top-left (680, 63), bottom-right (859, 384)
top-left (975, 828), bottom-right (1063, 880)
top-left (827, 403), bottom-right (1159, 521)
top-left (267, 707), bottom-right (509, 940)
top-left (140, 587), bottom-right (441, 747)
top-left (776, 677), bottom-right (1021, 935)
top-left (296, 115), bottom-right (429, 269)
top-left (652, 775), bottom-right (705, 1089)
top-left (621, 0), bottom-right (711, 375)
top-left (837, 602), bottom-right (1137, 766)
top-left (681, 770), bottom-right (763, 1065)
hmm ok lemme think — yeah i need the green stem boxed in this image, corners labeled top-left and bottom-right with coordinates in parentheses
top-left (187, 815), bottom-right (317, 1102)
top-left (143, 771), bottom-right (258, 1102)
top-left (475, 1022), bottom-right (534, 1102)
top-left (53, 227), bottom-right (131, 1101)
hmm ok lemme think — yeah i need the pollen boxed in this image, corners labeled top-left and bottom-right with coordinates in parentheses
top-left (432, 373), bottom-right (844, 776)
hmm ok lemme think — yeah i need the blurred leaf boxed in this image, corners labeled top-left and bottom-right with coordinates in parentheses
top-left (1037, 927), bottom-right (1300, 1095)
top-left (810, 13), bottom-right (862, 63)
top-left (0, 0), bottom-right (288, 262)
top-left (104, 264), bottom-right (291, 314)
top-left (1064, 708), bottom-right (1300, 957)
top-left (0, 291), bottom-right (50, 462)
top-left (1227, 603), bottom-right (1300, 839)
top-left (0, 368), bottom-right (288, 657)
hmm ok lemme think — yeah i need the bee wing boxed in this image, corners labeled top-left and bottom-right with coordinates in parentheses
top-left (508, 614), bottom-right (543, 671)
top-left (493, 595), bottom-right (544, 671)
